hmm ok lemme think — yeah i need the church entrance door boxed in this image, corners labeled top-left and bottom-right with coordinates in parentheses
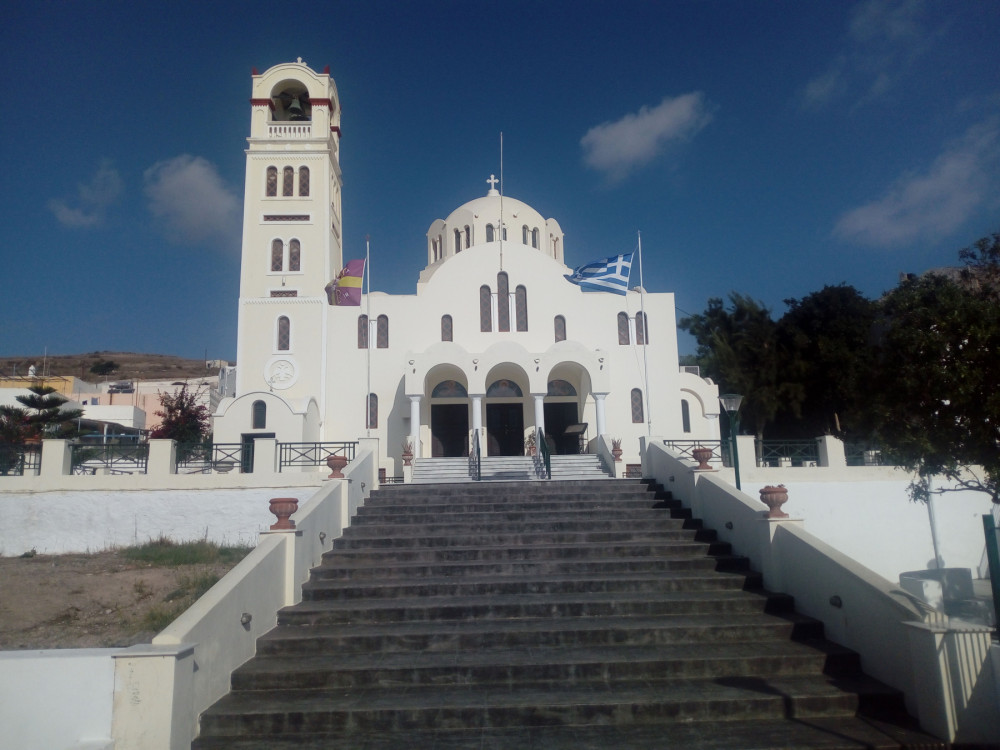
top-left (543, 403), bottom-right (580, 454)
top-left (431, 404), bottom-right (468, 457)
top-left (486, 403), bottom-right (523, 456)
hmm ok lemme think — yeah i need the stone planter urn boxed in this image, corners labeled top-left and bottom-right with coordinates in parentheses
top-left (269, 497), bottom-right (299, 530)
top-left (326, 454), bottom-right (349, 478)
top-left (759, 485), bottom-right (789, 519)
top-left (401, 443), bottom-right (414, 467)
top-left (691, 446), bottom-right (713, 471)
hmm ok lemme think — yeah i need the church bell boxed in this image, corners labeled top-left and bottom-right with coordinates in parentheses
top-left (287, 96), bottom-right (308, 121)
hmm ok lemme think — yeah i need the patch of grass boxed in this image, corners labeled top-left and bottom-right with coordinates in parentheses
top-left (121, 537), bottom-right (252, 567)
top-left (136, 572), bottom-right (222, 633)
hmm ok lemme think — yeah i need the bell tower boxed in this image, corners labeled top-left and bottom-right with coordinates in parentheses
top-left (234, 59), bottom-right (343, 401)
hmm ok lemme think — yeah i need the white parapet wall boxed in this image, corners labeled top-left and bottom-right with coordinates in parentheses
top-left (0, 648), bottom-right (120, 750)
top-left (642, 438), bottom-right (1000, 745)
top-left (112, 438), bottom-right (378, 749)
top-left (0, 439), bottom-right (378, 750)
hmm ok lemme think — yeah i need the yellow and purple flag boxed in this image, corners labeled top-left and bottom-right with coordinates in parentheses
top-left (327, 259), bottom-right (365, 305)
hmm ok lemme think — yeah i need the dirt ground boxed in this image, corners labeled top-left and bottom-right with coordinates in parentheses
top-left (0, 551), bottom-right (241, 650)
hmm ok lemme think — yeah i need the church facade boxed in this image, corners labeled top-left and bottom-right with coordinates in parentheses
top-left (213, 61), bottom-right (721, 475)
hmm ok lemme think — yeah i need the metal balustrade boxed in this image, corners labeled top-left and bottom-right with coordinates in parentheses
top-left (278, 441), bottom-right (356, 472)
top-left (71, 443), bottom-right (149, 475)
top-left (663, 440), bottom-right (726, 465)
top-left (756, 440), bottom-right (819, 467)
top-left (0, 444), bottom-right (41, 476)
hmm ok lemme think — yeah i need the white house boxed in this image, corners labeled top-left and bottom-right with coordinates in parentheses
top-left (213, 60), bottom-right (720, 476)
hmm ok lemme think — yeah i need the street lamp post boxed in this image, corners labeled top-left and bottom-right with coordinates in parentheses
top-left (719, 393), bottom-right (744, 491)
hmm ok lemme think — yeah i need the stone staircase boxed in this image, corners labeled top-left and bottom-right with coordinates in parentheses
top-left (412, 454), bottom-right (611, 483)
top-left (192, 480), bottom-right (942, 749)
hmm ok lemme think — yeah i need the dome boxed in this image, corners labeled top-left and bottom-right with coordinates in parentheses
top-left (424, 177), bottom-right (565, 273)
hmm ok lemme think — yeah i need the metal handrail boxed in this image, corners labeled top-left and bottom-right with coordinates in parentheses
top-left (71, 443), bottom-right (150, 475)
top-left (756, 440), bottom-right (819, 467)
top-left (663, 440), bottom-right (724, 464)
top-left (279, 441), bottom-right (357, 471)
top-left (469, 431), bottom-right (481, 481)
top-left (0, 443), bottom-right (41, 476)
top-left (212, 443), bottom-right (252, 473)
top-left (538, 428), bottom-right (551, 479)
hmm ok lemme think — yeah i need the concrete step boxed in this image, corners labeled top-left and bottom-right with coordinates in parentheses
top-left (193, 715), bottom-right (941, 749)
top-left (255, 612), bottom-right (823, 656)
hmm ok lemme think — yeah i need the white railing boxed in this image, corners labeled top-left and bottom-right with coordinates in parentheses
top-left (267, 123), bottom-right (313, 138)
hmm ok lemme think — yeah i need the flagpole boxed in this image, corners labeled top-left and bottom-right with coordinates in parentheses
top-left (499, 131), bottom-right (504, 272)
top-left (365, 235), bottom-right (372, 438)
top-left (637, 231), bottom-right (651, 437)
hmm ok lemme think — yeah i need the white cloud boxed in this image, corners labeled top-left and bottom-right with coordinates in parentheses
top-left (144, 155), bottom-right (240, 248)
top-left (581, 93), bottom-right (713, 183)
top-left (802, 0), bottom-right (928, 109)
top-left (48, 161), bottom-right (122, 227)
top-left (834, 119), bottom-right (1000, 247)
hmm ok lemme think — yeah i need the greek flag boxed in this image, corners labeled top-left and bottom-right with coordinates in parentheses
top-left (564, 252), bottom-right (633, 294)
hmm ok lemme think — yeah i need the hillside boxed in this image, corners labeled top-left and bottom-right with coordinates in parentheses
top-left (0, 352), bottom-right (230, 382)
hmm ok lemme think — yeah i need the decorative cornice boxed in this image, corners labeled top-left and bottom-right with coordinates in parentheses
top-left (241, 296), bottom-right (323, 306)
top-left (250, 98), bottom-right (276, 111)
top-left (331, 125), bottom-right (341, 137)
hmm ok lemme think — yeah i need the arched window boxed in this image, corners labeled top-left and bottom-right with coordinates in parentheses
top-left (522, 225), bottom-right (529, 244)
top-left (531, 228), bottom-right (539, 249)
top-left (252, 400), bottom-right (267, 430)
top-left (265, 166), bottom-right (277, 197)
top-left (631, 388), bottom-right (644, 423)
top-left (376, 314), bottom-right (389, 348)
top-left (618, 312), bottom-right (630, 345)
top-left (515, 285), bottom-right (528, 331)
top-left (277, 316), bottom-right (290, 351)
top-left (487, 379), bottom-right (524, 397)
top-left (366, 393), bottom-right (378, 429)
top-left (432, 380), bottom-right (468, 398)
top-left (480, 285), bottom-right (492, 332)
top-left (282, 166), bottom-right (294, 196)
top-left (464, 226), bottom-right (471, 249)
top-left (298, 166), bottom-right (309, 197)
top-left (486, 224), bottom-right (495, 242)
top-left (636, 312), bottom-right (649, 345)
top-left (358, 314), bottom-right (369, 349)
top-left (497, 272), bottom-right (510, 332)
top-left (289, 239), bottom-right (301, 272)
top-left (271, 240), bottom-right (283, 272)
top-left (681, 399), bottom-right (691, 433)
top-left (454, 228), bottom-right (462, 254)
top-left (441, 314), bottom-right (453, 342)
top-left (554, 315), bottom-right (566, 342)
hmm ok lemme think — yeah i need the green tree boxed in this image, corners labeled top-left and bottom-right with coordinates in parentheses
top-left (777, 284), bottom-right (877, 440)
top-left (149, 385), bottom-right (210, 444)
top-left (679, 293), bottom-right (803, 444)
top-left (0, 406), bottom-right (32, 475)
top-left (870, 256), bottom-right (1000, 503)
top-left (89, 359), bottom-right (120, 377)
top-left (15, 386), bottom-right (83, 439)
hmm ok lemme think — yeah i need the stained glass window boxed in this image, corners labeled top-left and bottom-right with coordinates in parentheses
top-left (554, 315), bottom-right (566, 342)
top-left (480, 285), bottom-right (492, 332)
top-left (298, 166), bottom-right (309, 197)
top-left (265, 166), bottom-right (277, 197)
top-left (376, 315), bottom-right (388, 348)
top-left (271, 240), bottom-right (283, 272)
top-left (515, 285), bottom-right (528, 331)
top-left (252, 400), bottom-right (266, 429)
top-left (618, 312), bottom-right (630, 345)
top-left (358, 315), bottom-right (368, 349)
top-left (631, 388), bottom-right (644, 423)
top-left (441, 314), bottom-right (453, 342)
top-left (289, 239), bottom-right (300, 272)
top-left (277, 317), bottom-right (290, 351)
top-left (282, 167), bottom-right (294, 196)
top-left (497, 272), bottom-right (510, 332)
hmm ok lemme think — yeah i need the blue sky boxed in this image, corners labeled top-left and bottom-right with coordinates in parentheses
top-left (2, 0), bottom-right (998, 362)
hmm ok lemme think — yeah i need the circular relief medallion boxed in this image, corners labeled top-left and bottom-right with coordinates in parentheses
top-left (264, 357), bottom-right (298, 390)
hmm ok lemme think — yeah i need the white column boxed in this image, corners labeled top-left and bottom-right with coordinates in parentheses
top-left (408, 396), bottom-right (421, 442)
top-left (471, 395), bottom-right (483, 449)
top-left (533, 394), bottom-right (545, 436)
top-left (594, 393), bottom-right (608, 436)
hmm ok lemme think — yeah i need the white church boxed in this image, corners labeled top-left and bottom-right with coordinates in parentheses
top-left (213, 60), bottom-right (721, 476)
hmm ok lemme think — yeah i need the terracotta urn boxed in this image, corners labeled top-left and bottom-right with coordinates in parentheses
top-left (401, 443), bottom-right (414, 467)
top-left (691, 446), bottom-right (713, 471)
top-left (611, 448), bottom-right (623, 462)
top-left (269, 497), bottom-right (299, 530)
top-left (326, 454), bottom-right (349, 478)
top-left (759, 485), bottom-right (789, 519)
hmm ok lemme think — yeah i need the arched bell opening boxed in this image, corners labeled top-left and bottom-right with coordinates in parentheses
top-left (270, 80), bottom-right (312, 121)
